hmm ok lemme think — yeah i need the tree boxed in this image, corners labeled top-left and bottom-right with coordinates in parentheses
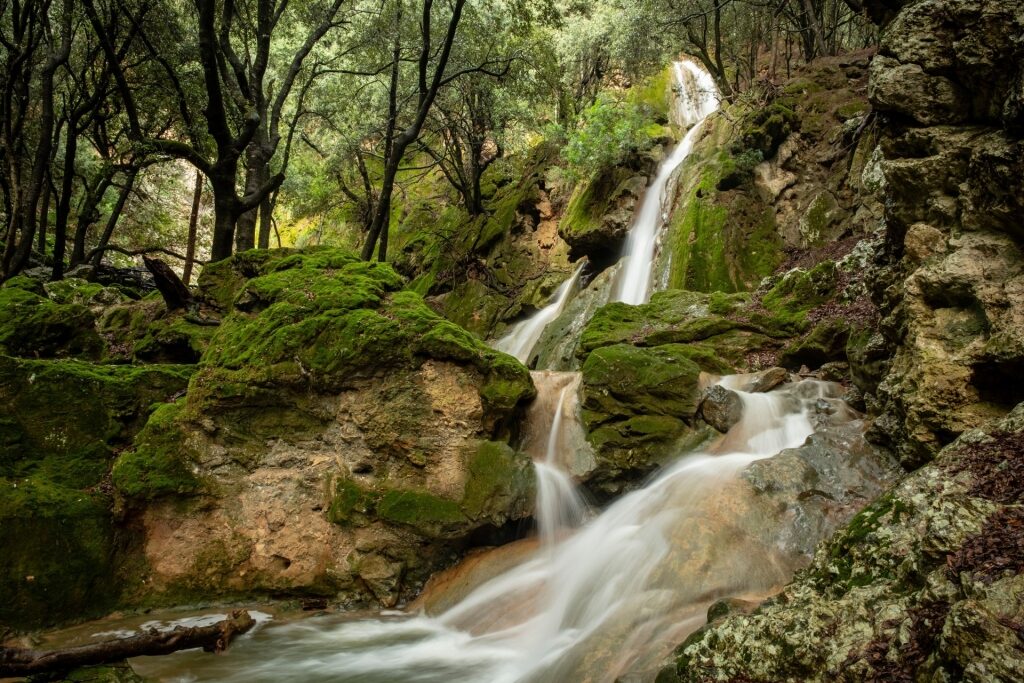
top-left (0, 0), bottom-right (74, 279)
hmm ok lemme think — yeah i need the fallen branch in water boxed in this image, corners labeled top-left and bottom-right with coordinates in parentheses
top-left (0, 610), bottom-right (255, 677)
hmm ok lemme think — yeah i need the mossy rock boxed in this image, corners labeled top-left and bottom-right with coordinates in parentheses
top-left (779, 318), bottom-right (852, 370)
top-left (0, 284), bottom-right (103, 359)
top-left (0, 483), bottom-right (118, 631)
top-left (579, 290), bottom-right (762, 358)
top-left (0, 356), bottom-right (192, 631)
top-left (660, 116), bottom-right (783, 293)
top-left (111, 400), bottom-right (204, 500)
top-left (581, 343), bottom-right (704, 420)
top-left (559, 166), bottom-right (644, 264)
top-left (194, 249), bottom-right (533, 420)
top-left (0, 356), bottom-right (194, 486)
top-left (755, 261), bottom-right (840, 335)
top-left (99, 300), bottom-right (215, 364)
top-left (196, 247), bottom-right (306, 311)
top-left (328, 440), bottom-right (532, 539)
top-left (44, 278), bottom-right (127, 309)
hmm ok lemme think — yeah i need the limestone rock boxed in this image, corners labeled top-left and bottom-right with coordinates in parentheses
top-left (664, 405), bottom-right (1024, 683)
top-left (111, 249), bottom-right (536, 610)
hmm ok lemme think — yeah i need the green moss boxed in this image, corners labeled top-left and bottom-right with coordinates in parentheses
top-left (196, 251), bottom-right (533, 419)
top-left (43, 278), bottom-right (113, 306)
top-left (3, 274), bottom-right (46, 295)
top-left (580, 290), bottom-right (751, 353)
top-left (779, 319), bottom-right (851, 369)
top-left (627, 66), bottom-right (673, 123)
top-left (0, 481), bottom-right (118, 630)
top-left (112, 401), bottom-right (203, 500)
top-left (461, 440), bottom-right (531, 520)
top-left (836, 100), bottom-right (869, 121)
top-left (582, 343), bottom-right (703, 421)
top-left (0, 286), bottom-right (102, 358)
top-left (377, 488), bottom-right (466, 530)
top-left (0, 356), bottom-right (193, 485)
top-left (756, 261), bottom-right (839, 335)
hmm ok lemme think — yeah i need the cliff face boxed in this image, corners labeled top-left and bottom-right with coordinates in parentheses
top-left (662, 0), bottom-right (1024, 679)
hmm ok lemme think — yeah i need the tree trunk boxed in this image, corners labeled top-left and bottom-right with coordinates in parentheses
top-left (91, 168), bottom-right (138, 268)
top-left (0, 610), bottom-right (254, 677)
top-left (209, 167), bottom-right (240, 263)
top-left (143, 256), bottom-right (193, 311)
top-left (257, 193), bottom-right (273, 249)
top-left (53, 122), bottom-right (78, 278)
top-left (182, 170), bottom-right (203, 285)
top-left (234, 153), bottom-right (262, 252)
top-left (37, 182), bottom-right (51, 255)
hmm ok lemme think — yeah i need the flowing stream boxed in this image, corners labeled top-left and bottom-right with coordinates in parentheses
top-left (126, 60), bottom-right (843, 683)
top-left (134, 377), bottom-right (842, 683)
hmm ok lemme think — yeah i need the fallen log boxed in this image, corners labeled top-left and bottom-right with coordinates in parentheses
top-left (0, 610), bottom-right (255, 677)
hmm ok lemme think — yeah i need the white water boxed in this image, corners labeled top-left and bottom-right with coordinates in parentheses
top-left (135, 378), bottom-right (843, 683)
top-left (493, 263), bottom-right (586, 364)
top-left (614, 61), bottom-right (720, 305)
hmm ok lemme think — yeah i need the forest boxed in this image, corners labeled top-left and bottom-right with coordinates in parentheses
top-left (2, 0), bottom-right (1023, 681)
top-left (2, 0), bottom-right (873, 278)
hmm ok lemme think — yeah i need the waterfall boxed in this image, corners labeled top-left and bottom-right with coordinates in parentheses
top-left (125, 61), bottom-right (843, 683)
top-left (614, 61), bottom-right (721, 305)
top-left (134, 378), bottom-right (860, 683)
top-left (493, 263), bottom-right (586, 365)
top-left (523, 371), bottom-right (592, 546)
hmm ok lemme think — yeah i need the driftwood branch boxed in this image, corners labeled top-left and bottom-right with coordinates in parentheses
top-left (0, 610), bottom-right (255, 677)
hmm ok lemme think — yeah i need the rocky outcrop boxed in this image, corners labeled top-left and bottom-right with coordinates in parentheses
top-left (663, 404), bottom-right (1024, 683)
top-left (657, 0), bottom-right (1024, 676)
top-left (864, 0), bottom-right (1024, 467)
top-left (656, 52), bottom-right (880, 294)
top-left (112, 249), bottom-right (536, 610)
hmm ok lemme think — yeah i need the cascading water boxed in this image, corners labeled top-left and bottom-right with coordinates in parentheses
top-left (613, 61), bottom-right (720, 305)
top-left (493, 263), bottom-right (585, 364)
top-left (114, 59), bottom-right (866, 683)
top-left (133, 378), bottom-right (856, 683)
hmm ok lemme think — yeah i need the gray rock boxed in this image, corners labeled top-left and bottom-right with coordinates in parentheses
top-left (698, 385), bottom-right (744, 433)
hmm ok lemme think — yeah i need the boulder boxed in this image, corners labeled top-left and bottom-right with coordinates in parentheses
top-left (664, 405), bottom-right (1024, 683)
top-left (698, 385), bottom-right (744, 432)
top-left (111, 249), bottom-right (537, 609)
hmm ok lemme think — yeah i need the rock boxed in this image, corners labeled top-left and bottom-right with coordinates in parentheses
top-left (698, 385), bottom-right (743, 432)
top-left (558, 167), bottom-right (648, 265)
top-left (0, 282), bottom-right (103, 359)
top-left (665, 405), bottom-right (1024, 683)
top-left (110, 248), bottom-right (537, 609)
top-left (869, 57), bottom-right (969, 126)
top-left (745, 366), bottom-right (790, 392)
top-left (0, 357), bottom-right (193, 631)
top-left (902, 222), bottom-right (947, 263)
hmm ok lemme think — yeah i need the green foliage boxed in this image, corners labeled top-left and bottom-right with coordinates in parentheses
top-left (560, 95), bottom-right (657, 179)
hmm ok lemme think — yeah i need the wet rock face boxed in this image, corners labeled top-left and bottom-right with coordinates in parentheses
top-left (664, 405), bottom-right (1024, 683)
top-left (865, 0), bottom-right (1024, 466)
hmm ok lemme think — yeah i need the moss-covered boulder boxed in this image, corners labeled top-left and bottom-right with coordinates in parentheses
top-left (0, 356), bottom-right (193, 631)
top-left (558, 165), bottom-right (648, 265)
top-left (99, 299), bottom-right (215, 364)
top-left (111, 248), bottom-right (536, 609)
top-left (0, 283), bottom-right (103, 359)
